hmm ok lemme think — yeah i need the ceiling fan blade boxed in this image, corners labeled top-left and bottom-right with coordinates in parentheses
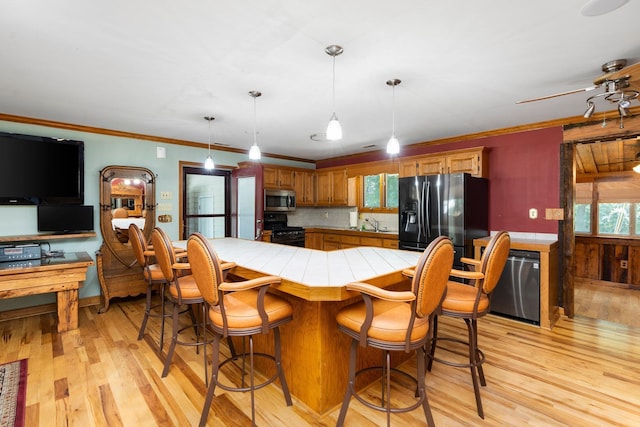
top-left (606, 62), bottom-right (640, 82)
top-left (516, 86), bottom-right (598, 104)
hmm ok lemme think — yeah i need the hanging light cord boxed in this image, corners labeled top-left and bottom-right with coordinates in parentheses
top-left (331, 54), bottom-right (336, 114)
top-left (207, 118), bottom-right (212, 154)
top-left (391, 83), bottom-right (396, 136)
top-left (253, 95), bottom-right (258, 144)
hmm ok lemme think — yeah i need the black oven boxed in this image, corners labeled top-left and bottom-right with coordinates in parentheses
top-left (264, 213), bottom-right (305, 247)
top-left (271, 229), bottom-right (305, 247)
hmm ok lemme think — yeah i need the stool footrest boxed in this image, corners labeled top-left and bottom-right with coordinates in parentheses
top-left (351, 366), bottom-right (425, 414)
top-left (216, 353), bottom-right (282, 393)
top-left (428, 336), bottom-right (485, 369)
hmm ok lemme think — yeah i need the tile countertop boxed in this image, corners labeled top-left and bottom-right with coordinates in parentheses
top-left (174, 237), bottom-right (420, 301)
top-left (474, 235), bottom-right (558, 253)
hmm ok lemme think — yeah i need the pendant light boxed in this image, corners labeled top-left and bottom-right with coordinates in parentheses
top-left (325, 44), bottom-right (343, 141)
top-left (203, 116), bottom-right (215, 170)
top-left (248, 91), bottom-right (262, 160)
top-left (386, 79), bottom-right (401, 155)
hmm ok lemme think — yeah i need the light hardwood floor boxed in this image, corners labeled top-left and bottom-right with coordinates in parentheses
top-left (574, 278), bottom-right (640, 328)
top-left (2, 295), bottom-right (640, 426)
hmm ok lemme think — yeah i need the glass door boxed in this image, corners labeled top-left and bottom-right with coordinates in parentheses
top-left (232, 163), bottom-right (264, 241)
top-left (182, 167), bottom-right (231, 239)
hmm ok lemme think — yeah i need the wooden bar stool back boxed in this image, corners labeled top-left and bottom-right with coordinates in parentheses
top-left (335, 236), bottom-right (454, 427)
top-left (150, 227), bottom-right (210, 382)
top-left (129, 223), bottom-right (169, 351)
top-left (187, 232), bottom-right (293, 427)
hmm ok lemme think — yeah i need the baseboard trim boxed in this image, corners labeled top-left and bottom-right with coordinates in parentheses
top-left (0, 295), bottom-right (102, 322)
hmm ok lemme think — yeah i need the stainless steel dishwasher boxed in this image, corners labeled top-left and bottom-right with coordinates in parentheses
top-left (490, 249), bottom-right (540, 325)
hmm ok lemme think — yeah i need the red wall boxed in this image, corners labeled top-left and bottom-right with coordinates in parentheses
top-left (319, 126), bottom-right (564, 234)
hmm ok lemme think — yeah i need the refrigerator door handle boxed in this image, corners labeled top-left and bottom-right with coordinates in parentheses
top-left (416, 180), bottom-right (422, 241)
top-left (424, 180), bottom-right (430, 240)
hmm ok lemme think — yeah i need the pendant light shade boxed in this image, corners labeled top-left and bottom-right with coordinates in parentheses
top-left (386, 79), bottom-right (401, 155)
top-left (325, 45), bottom-right (343, 141)
top-left (248, 91), bottom-right (262, 160)
top-left (249, 144), bottom-right (261, 160)
top-left (204, 116), bottom-right (215, 170)
top-left (386, 135), bottom-right (400, 155)
top-left (327, 112), bottom-right (342, 141)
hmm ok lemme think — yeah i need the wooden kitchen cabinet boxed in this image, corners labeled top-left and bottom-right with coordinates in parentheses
top-left (263, 166), bottom-right (295, 189)
top-left (316, 169), bottom-right (350, 206)
top-left (294, 169), bottom-right (315, 206)
top-left (310, 228), bottom-right (398, 251)
top-left (446, 148), bottom-right (487, 176)
top-left (399, 146), bottom-right (488, 178)
top-left (304, 230), bottom-right (323, 249)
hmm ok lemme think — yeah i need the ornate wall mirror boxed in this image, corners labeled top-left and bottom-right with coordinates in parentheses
top-left (97, 165), bottom-right (156, 312)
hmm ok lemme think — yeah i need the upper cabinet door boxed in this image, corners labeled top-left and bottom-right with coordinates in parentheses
top-left (417, 156), bottom-right (445, 176)
top-left (263, 166), bottom-right (295, 189)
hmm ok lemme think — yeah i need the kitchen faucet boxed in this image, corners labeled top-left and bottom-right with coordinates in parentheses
top-left (365, 217), bottom-right (379, 232)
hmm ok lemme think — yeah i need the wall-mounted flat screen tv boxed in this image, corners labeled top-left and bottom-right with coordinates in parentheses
top-left (37, 205), bottom-right (94, 233)
top-left (0, 131), bottom-right (84, 205)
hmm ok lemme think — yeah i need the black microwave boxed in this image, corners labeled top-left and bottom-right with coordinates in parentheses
top-left (265, 189), bottom-right (296, 212)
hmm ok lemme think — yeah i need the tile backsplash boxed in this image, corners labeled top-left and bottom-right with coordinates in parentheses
top-left (286, 207), bottom-right (398, 232)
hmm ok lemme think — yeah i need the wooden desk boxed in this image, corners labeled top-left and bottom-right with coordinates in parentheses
top-left (0, 252), bottom-right (94, 332)
top-left (174, 238), bottom-right (421, 414)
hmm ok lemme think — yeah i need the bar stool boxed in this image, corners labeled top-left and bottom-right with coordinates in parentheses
top-left (150, 227), bottom-right (211, 382)
top-left (186, 232), bottom-right (293, 427)
top-left (129, 223), bottom-right (170, 351)
top-left (336, 236), bottom-right (453, 427)
top-left (404, 231), bottom-right (510, 419)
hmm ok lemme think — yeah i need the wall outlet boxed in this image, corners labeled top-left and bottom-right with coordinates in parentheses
top-left (160, 191), bottom-right (172, 199)
top-left (621, 260), bottom-right (628, 269)
top-left (323, 211), bottom-right (329, 219)
top-left (157, 203), bottom-right (172, 211)
top-left (529, 208), bottom-right (538, 219)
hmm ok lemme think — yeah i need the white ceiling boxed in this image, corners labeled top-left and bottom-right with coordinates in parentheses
top-left (2, 0), bottom-right (640, 161)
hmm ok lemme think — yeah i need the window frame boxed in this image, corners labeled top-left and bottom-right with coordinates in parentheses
top-left (574, 179), bottom-right (640, 238)
top-left (359, 172), bottom-right (398, 213)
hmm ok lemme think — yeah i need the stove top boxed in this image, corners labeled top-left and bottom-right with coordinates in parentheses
top-left (264, 212), bottom-right (303, 233)
top-left (270, 225), bottom-right (304, 232)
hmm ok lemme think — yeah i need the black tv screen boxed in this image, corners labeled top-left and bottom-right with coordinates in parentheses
top-left (37, 205), bottom-right (94, 233)
top-left (0, 131), bottom-right (84, 205)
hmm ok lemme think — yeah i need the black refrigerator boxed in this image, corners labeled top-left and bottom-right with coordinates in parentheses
top-left (399, 173), bottom-right (488, 268)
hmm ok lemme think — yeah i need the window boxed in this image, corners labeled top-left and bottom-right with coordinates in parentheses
top-left (575, 180), bottom-right (640, 237)
top-left (363, 175), bottom-right (381, 208)
top-left (362, 173), bottom-right (398, 210)
top-left (574, 182), bottom-right (592, 234)
top-left (598, 203), bottom-right (630, 235)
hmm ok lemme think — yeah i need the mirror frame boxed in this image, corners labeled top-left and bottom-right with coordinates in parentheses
top-left (99, 165), bottom-right (156, 267)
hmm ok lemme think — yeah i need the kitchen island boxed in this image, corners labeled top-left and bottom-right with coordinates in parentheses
top-left (174, 237), bottom-right (421, 414)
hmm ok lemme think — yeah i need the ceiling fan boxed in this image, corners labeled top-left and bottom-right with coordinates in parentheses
top-left (517, 59), bottom-right (640, 126)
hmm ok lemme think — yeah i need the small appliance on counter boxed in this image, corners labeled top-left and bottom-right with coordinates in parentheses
top-left (263, 213), bottom-right (305, 247)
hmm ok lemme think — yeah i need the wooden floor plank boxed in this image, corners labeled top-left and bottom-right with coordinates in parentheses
top-left (1, 291), bottom-right (640, 426)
